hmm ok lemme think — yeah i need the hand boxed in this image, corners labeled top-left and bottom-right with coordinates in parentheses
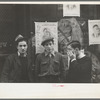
top-left (67, 50), bottom-right (76, 61)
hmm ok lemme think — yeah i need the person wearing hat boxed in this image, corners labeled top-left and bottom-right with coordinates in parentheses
top-left (67, 41), bottom-right (92, 83)
top-left (1, 35), bottom-right (34, 83)
top-left (35, 34), bottom-right (66, 83)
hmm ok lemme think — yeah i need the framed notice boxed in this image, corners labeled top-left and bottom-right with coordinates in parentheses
top-left (63, 4), bottom-right (80, 17)
top-left (35, 22), bottom-right (58, 53)
top-left (88, 20), bottom-right (100, 45)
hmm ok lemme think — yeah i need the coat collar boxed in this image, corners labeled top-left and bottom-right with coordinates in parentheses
top-left (44, 50), bottom-right (55, 57)
top-left (18, 52), bottom-right (27, 57)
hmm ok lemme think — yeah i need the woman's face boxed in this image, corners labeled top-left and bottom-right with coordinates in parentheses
top-left (17, 41), bottom-right (28, 54)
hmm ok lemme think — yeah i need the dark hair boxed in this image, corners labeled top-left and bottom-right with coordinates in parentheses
top-left (67, 41), bottom-right (81, 50)
top-left (16, 37), bottom-right (28, 46)
top-left (93, 24), bottom-right (99, 28)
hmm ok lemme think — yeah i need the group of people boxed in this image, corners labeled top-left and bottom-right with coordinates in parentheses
top-left (0, 34), bottom-right (92, 83)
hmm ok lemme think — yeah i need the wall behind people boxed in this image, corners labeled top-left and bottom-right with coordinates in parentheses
top-left (0, 4), bottom-right (100, 82)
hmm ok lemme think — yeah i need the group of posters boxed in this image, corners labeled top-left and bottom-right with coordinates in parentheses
top-left (35, 4), bottom-right (100, 53)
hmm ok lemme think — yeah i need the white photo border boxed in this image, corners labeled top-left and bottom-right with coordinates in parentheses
top-left (0, 1), bottom-right (100, 99)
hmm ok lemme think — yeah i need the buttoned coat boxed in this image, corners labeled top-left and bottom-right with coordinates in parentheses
top-left (1, 53), bottom-right (34, 83)
top-left (35, 51), bottom-right (66, 83)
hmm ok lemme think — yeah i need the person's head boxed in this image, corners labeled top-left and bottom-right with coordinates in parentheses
top-left (67, 41), bottom-right (81, 57)
top-left (43, 28), bottom-right (48, 33)
top-left (43, 28), bottom-right (51, 37)
top-left (16, 37), bottom-right (28, 54)
top-left (67, 4), bottom-right (76, 10)
top-left (41, 37), bottom-right (54, 53)
top-left (93, 24), bottom-right (100, 35)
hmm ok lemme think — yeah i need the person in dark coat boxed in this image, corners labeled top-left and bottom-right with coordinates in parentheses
top-left (35, 34), bottom-right (66, 83)
top-left (67, 41), bottom-right (92, 83)
top-left (1, 35), bottom-right (34, 83)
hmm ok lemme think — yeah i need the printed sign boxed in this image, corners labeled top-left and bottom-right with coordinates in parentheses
top-left (88, 20), bottom-right (100, 45)
top-left (35, 22), bottom-right (58, 53)
top-left (63, 4), bottom-right (80, 16)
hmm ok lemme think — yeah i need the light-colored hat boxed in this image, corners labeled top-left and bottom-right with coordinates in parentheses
top-left (15, 34), bottom-right (23, 41)
top-left (41, 33), bottom-right (54, 46)
top-left (15, 34), bottom-right (27, 46)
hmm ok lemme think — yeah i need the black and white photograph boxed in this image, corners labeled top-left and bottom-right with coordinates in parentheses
top-left (0, 1), bottom-right (99, 98)
top-left (63, 4), bottom-right (80, 16)
top-left (88, 20), bottom-right (100, 45)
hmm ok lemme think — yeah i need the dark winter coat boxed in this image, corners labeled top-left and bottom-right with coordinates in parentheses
top-left (1, 53), bottom-right (34, 83)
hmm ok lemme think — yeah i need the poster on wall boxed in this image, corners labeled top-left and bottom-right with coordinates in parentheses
top-left (88, 20), bottom-right (100, 45)
top-left (35, 22), bottom-right (58, 54)
top-left (63, 4), bottom-right (80, 17)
